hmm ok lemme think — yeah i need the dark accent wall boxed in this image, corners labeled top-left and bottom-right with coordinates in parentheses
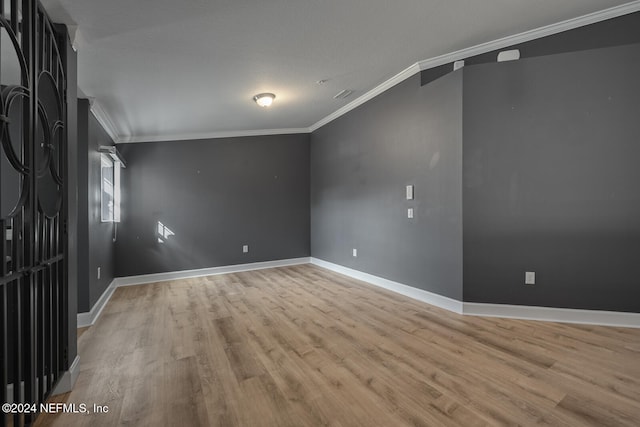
top-left (60, 24), bottom-right (78, 366)
top-left (115, 134), bottom-right (310, 277)
top-left (76, 99), bottom-right (116, 313)
top-left (420, 63), bottom-right (454, 87)
top-left (466, 12), bottom-right (640, 66)
top-left (87, 110), bottom-right (116, 308)
top-left (76, 99), bottom-right (90, 313)
top-left (311, 73), bottom-right (463, 299)
top-left (421, 13), bottom-right (640, 85)
top-left (463, 42), bottom-right (640, 312)
top-left (67, 12), bottom-right (638, 315)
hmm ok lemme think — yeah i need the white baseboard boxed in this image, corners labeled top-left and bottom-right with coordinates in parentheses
top-left (77, 281), bottom-right (117, 328)
top-left (309, 258), bottom-right (464, 314)
top-left (52, 355), bottom-right (81, 396)
top-left (77, 257), bottom-right (640, 330)
top-left (310, 257), bottom-right (640, 329)
top-left (6, 356), bottom-right (80, 401)
top-left (6, 382), bottom-right (14, 403)
top-left (77, 257), bottom-right (311, 327)
top-left (113, 257), bottom-right (311, 287)
top-left (463, 302), bottom-right (640, 329)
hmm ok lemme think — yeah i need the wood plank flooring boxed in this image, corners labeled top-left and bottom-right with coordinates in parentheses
top-left (34, 264), bottom-right (640, 426)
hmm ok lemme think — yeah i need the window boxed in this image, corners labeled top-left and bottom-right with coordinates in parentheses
top-left (101, 154), bottom-right (121, 222)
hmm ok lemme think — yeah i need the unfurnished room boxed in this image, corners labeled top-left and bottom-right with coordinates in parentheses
top-left (1, 0), bottom-right (640, 426)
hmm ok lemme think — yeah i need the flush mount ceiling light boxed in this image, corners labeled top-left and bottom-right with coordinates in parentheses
top-left (253, 93), bottom-right (276, 107)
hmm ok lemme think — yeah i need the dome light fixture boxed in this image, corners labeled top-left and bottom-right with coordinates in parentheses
top-left (253, 93), bottom-right (276, 107)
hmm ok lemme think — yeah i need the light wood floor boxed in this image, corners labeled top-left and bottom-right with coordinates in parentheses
top-left (34, 264), bottom-right (640, 426)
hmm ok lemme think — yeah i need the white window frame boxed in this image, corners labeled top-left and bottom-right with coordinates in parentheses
top-left (101, 154), bottom-right (121, 223)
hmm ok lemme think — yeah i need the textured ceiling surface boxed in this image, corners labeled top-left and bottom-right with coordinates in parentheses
top-left (40, 0), bottom-right (635, 142)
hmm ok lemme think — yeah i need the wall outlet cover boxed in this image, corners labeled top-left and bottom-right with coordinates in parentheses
top-left (525, 271), bottom-right (535, 285)
top-left (243, 245), bottom-right (249, 253)
top-left (408, 208), bottom-right (414, 219)
top-left (352, 248), bottom-right (357, 257)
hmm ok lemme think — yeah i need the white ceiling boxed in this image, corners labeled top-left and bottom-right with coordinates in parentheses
top-left (40, 0), bottom-right (638, 143)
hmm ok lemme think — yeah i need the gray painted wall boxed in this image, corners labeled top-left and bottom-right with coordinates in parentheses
top-left (76, 14), bottom-right (639, 315)
top-left (311, 73), bottom-right (463, 300)
top-left (87, 112), bottom-right (117, 309)
top-left (463, 43), bottom-right (640, 312)
top-left (61, 25), bottom-right (78, 366)
top-left (76, 99), bottom-right (116, 313)
top-left (115, 134), bottom-right (310, 277)
top-left (76, 99), bottom-right (90, 313)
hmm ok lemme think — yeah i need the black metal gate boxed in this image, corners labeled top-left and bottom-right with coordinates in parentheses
top-left (1, 1), bottom-right (68, 426)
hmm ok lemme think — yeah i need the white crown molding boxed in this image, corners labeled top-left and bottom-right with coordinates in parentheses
top-left (66, 25), bottom-right (79, 52)
top-left (309, 1), bottom-right (640, 132)
top-left (310, 258), bottom-right (464, 314)
top-left (118, 128), bottom-right (311, 144)
top-left (415, 0), bottom-right (640, 72)
top-left (308, 63), bottom-right (422, 132)
top-left (89, 99), bottom-right (121, 144)
top-left (83, 1), bottom-right (640, 143)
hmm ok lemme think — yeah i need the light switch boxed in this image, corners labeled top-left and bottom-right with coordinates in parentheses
top-left (243, 245), bottom-right (249, 253)
top-left (406, 185), bottom-right (414, 200)
top-left (408, 208), bottom-right (414, 219)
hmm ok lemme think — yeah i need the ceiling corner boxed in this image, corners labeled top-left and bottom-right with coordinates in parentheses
top-left (89, 100), bottom-right (122, 144)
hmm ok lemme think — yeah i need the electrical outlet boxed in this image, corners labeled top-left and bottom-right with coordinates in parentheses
top-left (352, 248), bottom-right (357, 257)
top-left (525, 271), bottom-right (535, 285)
top-left (97, 267), bottom-right (101, 280)
top-left (243, 245), bottom-right (249, 253)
